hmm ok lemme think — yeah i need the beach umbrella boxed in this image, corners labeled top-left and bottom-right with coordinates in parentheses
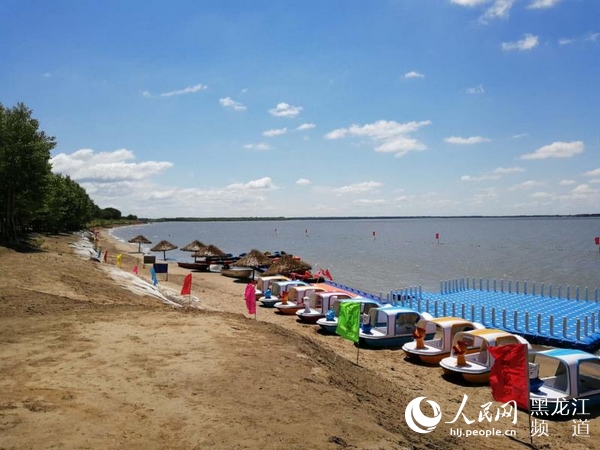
top-left (234, 249), bottom-right (273, 278)
top-left (150, 240), bottom-right (178, 260)
top-left (193, 244), bottom-right (226, 258)
top-left (181, 240), bottom-right (206, 252)
top-left (263, 254), bottom-right (311, 276)
top-left (128, 235), bottom-right (152, 253)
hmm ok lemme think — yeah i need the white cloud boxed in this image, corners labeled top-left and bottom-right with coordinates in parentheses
top-left (243, 143), bottom-right (272, 151)
top-left (481, 0), bottom-right (517, 23)
top-left (512, 133), bottom-right (528, 139)
top-left (559, 179), bottom-right (576, 185)
top-left (51, 148), bottom-right (173, 182)
top-left (502, 34), bottom-right (539, 51)
top-left (585, 32), bottom-right (600, 42)
top-left (219, 97), bottom-right (247, 111)
top-left (584, 168), bottom-right (600, 177)
top-left (296, 178), bottom-right (311, 185)
top-left (142, 91), bottom-right (151, 98)
top-left (333, 181), bottom-right (383, 194)
top-left (450, 0), bottom-right (488, 6)
top-left (520, 141), bottom-right (584, 160)
top-left (296, 123), bottom-right (315, 131)
top-left (159, 84), bottom-right (207, 97)
top-left (355, 199), bottom-right (385, 205)
top-left (528, 0), bottom-right (561, 9)
top-left (570, 184), bottom-right (598, 197)
top-left (509, 180), bottom-right (544, 190)
top-left (466, 85), bottom-right (485, 94)
top-left (444, 136), bottom-right (491, 144)
top-left (493, 167), bottom-right (524, 174)
top-left (404, 71), bottom-right (425, 79)
top-left (558, 38), bottom-right (574, 46)
top-left (460, 175), bottom-right (500, 182)
top-left (325, 120), bottom-right (431, 157)
top-left (268, 102), bottom-right (303, 118)
top-left (531, 191), bottom-right (552, 198)
top-left (262, 128), bottom-right (287, 137)
top-left (226, 177), bottom-right (277, 191)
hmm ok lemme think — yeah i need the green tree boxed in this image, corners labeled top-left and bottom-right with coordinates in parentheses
top-left (0, 102), bottom-right (55, 242)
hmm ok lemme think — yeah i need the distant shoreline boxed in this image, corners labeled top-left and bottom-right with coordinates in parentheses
top-left (140, 213), bottom-right (600, 223)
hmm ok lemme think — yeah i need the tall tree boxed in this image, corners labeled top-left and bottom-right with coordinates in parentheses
top-left (0, 103), bottom-right (55, 241)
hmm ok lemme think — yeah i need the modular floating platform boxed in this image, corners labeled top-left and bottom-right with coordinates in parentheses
top-left (325, 278), bottom-right (600, 352)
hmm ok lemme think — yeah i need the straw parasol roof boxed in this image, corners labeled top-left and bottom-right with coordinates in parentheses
top-left (192, 244), bottom-right (226, 258)
top-left (128, 235), bottom-right (152, 253)
top-left (234, 249), bottom-right (272, 268)
top-left (234, 249), bottom-right (273, 278)
top-left (181, 240), bottom-right (206, 252)
top-left (150, 240), bottom-right (178, 260)
top-left (263, 255), bottom-right (311, 276)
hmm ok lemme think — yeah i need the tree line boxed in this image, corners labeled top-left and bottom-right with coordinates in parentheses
top-left (0, 102), bottom-right (134, 243)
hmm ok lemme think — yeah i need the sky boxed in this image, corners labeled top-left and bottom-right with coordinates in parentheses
top-left (1, 0), bottom-right (599, 218)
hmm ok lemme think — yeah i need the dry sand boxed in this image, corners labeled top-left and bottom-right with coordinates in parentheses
top-left (0, 230), bottom-right (597, 449)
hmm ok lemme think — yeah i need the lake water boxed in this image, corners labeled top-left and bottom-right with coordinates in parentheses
top-left (110, 217), bottom-right (600, 296)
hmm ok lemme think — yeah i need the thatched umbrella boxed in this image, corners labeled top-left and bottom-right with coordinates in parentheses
top-left (150, 240), bottom-right (178, 260)
top-left (193, 244), bottom-right (226, 258)
top-left (234, 249), bottom-right (273, 278)
top-left (264, 255), bottom-right (311, 276)
top-left (128, 235), bottom-right (152, 253)
top-left (181, 240), bottom-right (206, 252)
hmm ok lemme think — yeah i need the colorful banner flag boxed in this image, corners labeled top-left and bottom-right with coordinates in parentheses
top-left (489, 343), bottom-right (529, 411)
top-left (181, 273), bottom-right (192, 295)
top-left (116, 253), bottom-right (122, 268)
top-left (336, 302), bottom-right (361, 343)
top-left (133, 265), bottom-right (139, 275)
top-left (150, 267), bottom-right (158, 286)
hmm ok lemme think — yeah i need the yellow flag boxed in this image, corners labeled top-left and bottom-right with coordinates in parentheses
top-left (116, 253), bottom-right (122, 268)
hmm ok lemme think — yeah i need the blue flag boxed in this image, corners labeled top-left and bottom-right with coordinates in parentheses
top-left (150, 267), bottom-right (158, 286)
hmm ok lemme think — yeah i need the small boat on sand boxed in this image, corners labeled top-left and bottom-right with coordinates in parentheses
top-left (295, 291), bottom-right (354, 324)
top-left (529, 349), bottom-right (600, 414)
top-left (402, 317), bottom-right (485, 365)
top-left (359, 307), bottom-right (434, 349)
top-left (274, 285), bottom-right (327, 315)
top-left (260, 280), bottom-right (308, 308)
top-left (439, 329), bottom-right (530, 384)
top-left (221, 267), bottom-right (253, 279)
top-left (316, 297), bottom-right (382, 334)
top-left (177, 261), bottom-right (209, 271)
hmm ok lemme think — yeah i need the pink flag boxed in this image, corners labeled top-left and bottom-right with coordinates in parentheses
top-left (244, 281), bottom-right (256, 315)
top-left (489, 344), bottom-right (529, 411)
top-left (181, 273), bottom-right (192, 296)
top-left (133, 265), bottom-right (139, 275)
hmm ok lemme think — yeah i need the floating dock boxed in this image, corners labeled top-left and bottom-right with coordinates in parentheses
top-left (327, 278), bottom-right (600, 352)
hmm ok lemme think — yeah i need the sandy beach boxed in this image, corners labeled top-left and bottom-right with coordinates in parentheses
top-left (0, 230), bottom-right (597, 450)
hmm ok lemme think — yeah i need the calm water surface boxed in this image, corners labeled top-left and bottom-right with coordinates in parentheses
top-left (111, 217), bottom-right (600, 295)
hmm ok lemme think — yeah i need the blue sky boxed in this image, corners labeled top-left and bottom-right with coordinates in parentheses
top-left (1, 0), bottom-right (599, 218)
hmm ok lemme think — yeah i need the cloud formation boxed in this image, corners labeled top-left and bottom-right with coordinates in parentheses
top-left (528, 0), bottom-right (561, 9)
top-left (520, 141), bottom-right (584, 160)
top-left (219, 97), bottom-right (247, 111)
top-left (296, 178), bottom-right (311, 185)
top-left (502, 34), bottom-right (539, 51)
top-left (404, 71), bottom-right (425, 79)
top-left (444, 136), bottom-right (491, 144)
top-left (263, 128), bottom-right (287, 137)
top-left (325, 119), bottom-right (431, 157)
top-left (51, 148), bottom-right (173, 182)
top-left (243, 143), bottom-right (272, 151)
top-left (333, 181), bottom-right (383, 194)
top-left (296, 123), bottom-right (315, 131)
top-left (466, 85), bottom-right (485, 94)
top-left (268, 102), bottom-right (303, 118)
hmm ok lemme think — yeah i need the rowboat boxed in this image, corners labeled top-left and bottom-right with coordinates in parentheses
top-left (359, 307), bottom-right (434, 349)
top-left (439, 329), bottom-right (530, 384)
top-left (402, 317), bottom-right (485, 365)
top-left (295, 291), bottom-right (354, 324)
top-left (221, 267), bottom-right (253, 279)
top-left (177, 261), bottom-right (209, 271)
top-left (529, 349), bottom-right (600, 415)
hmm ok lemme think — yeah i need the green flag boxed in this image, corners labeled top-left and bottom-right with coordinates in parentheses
top-left (336, 302), bottom-right (361, 343)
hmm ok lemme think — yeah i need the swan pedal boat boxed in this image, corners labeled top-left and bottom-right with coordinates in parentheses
top-left (260, 280), bottom-right (307, 308)
top-left (359, 307), bottom-right (434, 349)
top-left (316, 297), bottom-right (385, 334)
top-left (295, 291), bottom-right (355, 324)
top-left (529, 348), bottom-right (600, 414)
top-left (402, 317), bottom-right (485, 365)
top-left (439, 328), bottom-right (530, 384)
top-left (274, 285), bottom-right (329, 315)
